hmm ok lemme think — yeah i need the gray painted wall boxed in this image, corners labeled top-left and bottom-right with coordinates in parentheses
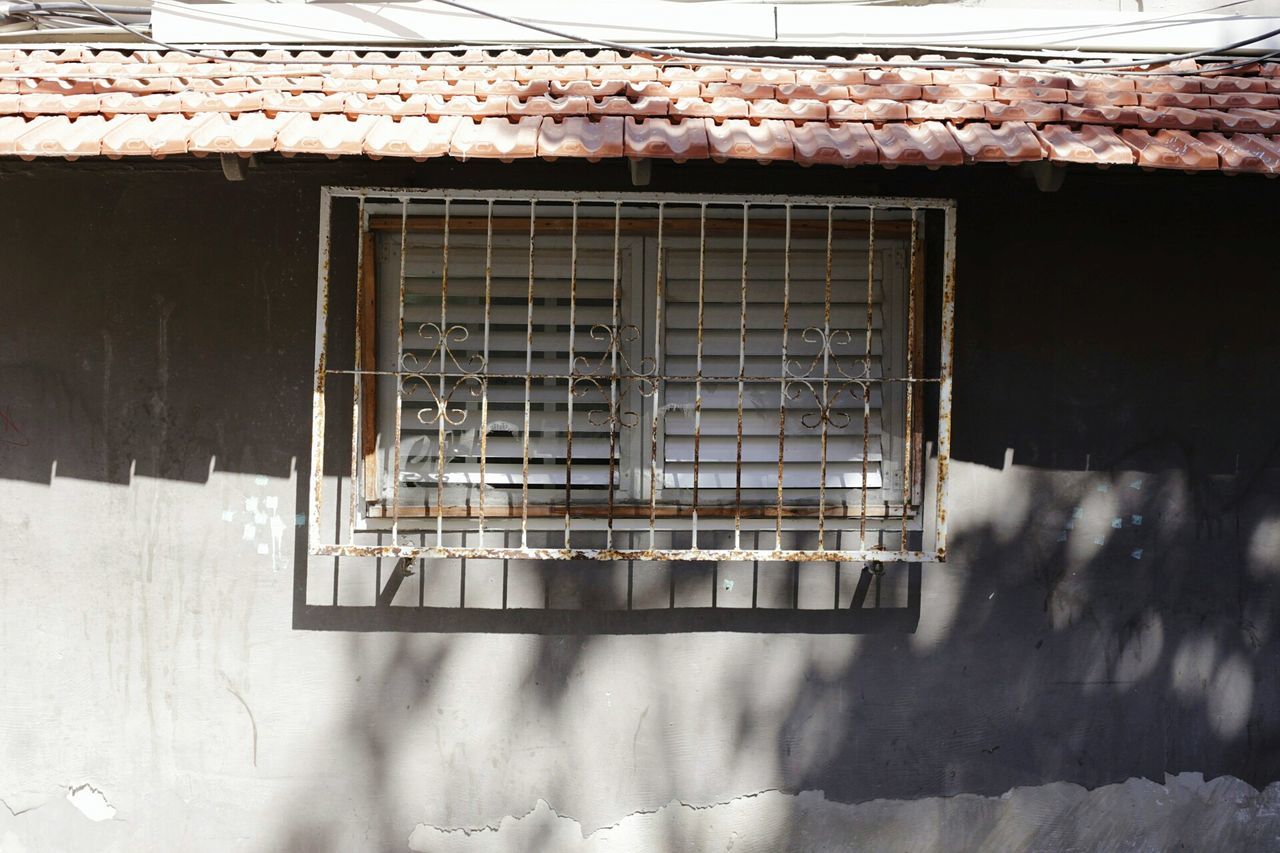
top-left (1, 157), bottom-right (1278, 851)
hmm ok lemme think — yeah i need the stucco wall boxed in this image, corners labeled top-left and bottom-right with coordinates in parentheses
top-left (1, 157), bottom-right (1279, 852)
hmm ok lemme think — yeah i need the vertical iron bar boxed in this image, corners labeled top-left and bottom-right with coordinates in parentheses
top-left (435, 199), bottom-right (450, 547)
top-left (520, 200), bottom-right (536, 549)
top-left (564, 202), bottom-right (579, 548)
top-left (901, 208), bottom-right (917, 550)
top-left (347, 197), bottom-right (366, 546)
top-left (817, 205), bottom-right (833, 551)
top-left (606, 201), bottom-right (622, 551)
top-left (734, 203), bottom-right (749, 551)
top-left (647, 203), bottom-right (665, 551)
top-left (691, 203), bottom-right (707, 550)
top-left (478, 201), bottom-right (493, 543)
top-left (774, 204), bottom-right (792, 551)
top-left (860, 207), bottom-right (875, 547)
top-left (391, 199), bottom-right (408, 543)
top-left (308, 189), bottom-right (332, 551)
top-left (935, 204), bottom-right (958, 560)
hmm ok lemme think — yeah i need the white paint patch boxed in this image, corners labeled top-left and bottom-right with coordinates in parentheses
top-left (65, 785), bottom-right (115, 822)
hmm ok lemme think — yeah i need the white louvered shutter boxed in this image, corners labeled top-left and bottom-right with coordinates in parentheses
top-left (378, 231), bottom-right (641, 507)
top-left (658, 235), bottom-right (903, 505)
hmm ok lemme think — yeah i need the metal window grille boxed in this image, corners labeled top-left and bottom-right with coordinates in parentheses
top-left (311, 188), bottom-right (956, 563)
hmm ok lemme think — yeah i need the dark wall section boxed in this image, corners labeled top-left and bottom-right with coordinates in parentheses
top-left (2, 157), bottom-right (1278, 809)
top-left (3, 157), bottom-right (1276, 487)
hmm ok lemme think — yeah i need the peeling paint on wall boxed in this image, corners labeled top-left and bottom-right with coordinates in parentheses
top-left (65, 785), bottom-right (115, 822)
top-left (407, 774), bottom-right (1280, 853)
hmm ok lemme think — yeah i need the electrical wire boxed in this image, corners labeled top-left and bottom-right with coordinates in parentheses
top-left (0, 0), bottom-right (1276, 78)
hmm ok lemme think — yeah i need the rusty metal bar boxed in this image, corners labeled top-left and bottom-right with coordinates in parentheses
top-left (774, 203), bottom-right (792, 552)
top-left (391, 198), bottom-right (408, 542)
top-left (691, 202), bottom-right (707, 550)
top-left (935, 203), bottom-right (958, 560)
top-left (477, 200), bottom-right (493, 542)
top-left (564, 201), bottom-right (579, 549)
top-left (331, 186), bottom-right (956, 211)
top-left (434, 199), bottom-right (451, 547)
top-left (347, 197), bottom-right (366, 546)
top-left (647, 202), bottom-right (665, 552)
top-left (606, 200), bottom-right (622, 552)
top-left (520, 199), bottom-right (536, 550)
top-left (308, 188), bottom-right (332, 550)
top-left (817, 204), bottom-right (833, 551)
top-left (860, 206), bottom-right (875, 548)
top-left (313, 542), bottom-right (940, 563)
top-left (901, 208), bottom-right (918, 550)
top-left (734, 203), bottom-right (749, 551)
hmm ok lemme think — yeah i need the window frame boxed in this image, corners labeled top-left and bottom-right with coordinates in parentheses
top-left (309, 187), bottom-right (957, 564)
top-left (361, 214), bottom-right (919, 520)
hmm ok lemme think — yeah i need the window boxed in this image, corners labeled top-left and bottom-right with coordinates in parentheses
top-left (310, 189), bottom-right (955, 563)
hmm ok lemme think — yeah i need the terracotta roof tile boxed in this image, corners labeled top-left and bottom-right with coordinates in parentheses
top-left (18, 92), bottom-right (101, 117)
top-left (1035, 125), bottom-right (1134, 165)
top-left (537, 116), bottom-right (623, 160)
top-left (449, 116), bottom-right (540, 161)
top-left (551, 80), bottom-right (625, 98)
top-left (276, 113), bottom-right (377, 157)
top-left (749, 99), bottom-right (827, 121)
top-left (706, 82), bottom-right (777, 100)
top-left (994, 86), bottom-right (1069, 103)
top-left (1198, 131), bottom-right (1280, 173)
top-left (1067, 89), bottom-right (1140, 107)
top-left (1060, 104), bottom-right (1144, 126)
top-left (1207, 92), bottom-right (1280, 109)
top-left (1134, 76), bottom-right (1202, 94)
top-left (1120, 128), bottom-right (1220, 170)
top-left (363, 115), bottom-right (459, 160)
top-left (1139, 92), bottom-right (1212, 109)
top-left (949, 121), bottom-right (1044, 162)
top-left (590, 95), bottom-right (668, 116)
top-left (100, 113), bottom-right (214, 157)
top-left (267, 92), bottom-right (348, 115)
top-left (775, 84), bottom-right (845, 101)
top-left (1130, 106), bottom-right (1214, 131)
top-left (932, 69), bottom-right (1000, 86)
top-left (997, 71), bottom-right (1071, 89)
top-left (1210, 108), bottom-right (1280, 133)
top-left (904, 99), bottom-right (986, 122)
top-left (794, 67), bottom-right (865, 87)
top-left (921, 84), bottom-right (995, 101)
top-left (707, 118), bottom-right (792, 163)
top-left (867, 121), bottom-right (964, 167)
top-left (0, 47), bottom-right (1276, 172)
top-left (848, 84), bottom-right (922, 101)
top-left (623, 116), bottom-right (708, 161)
top-left (14, 114), bottom-right (118, 158)
top-left (508, 95), bottom-right (590, 117)
top-left (865, 67), bottom-right (934, 86)
top-left (828, 98), bottom-right (908, 122)
top-left (786, 120), bottom-right (878, 166)
top-left (1199, 76), bottom-right (1268, 94)
top-left (670, 97), bottom-right (749, 120)
top-left (984, 101), bottom-right (1062, 124)
top-left (189, 112), bottom-right (289, 154)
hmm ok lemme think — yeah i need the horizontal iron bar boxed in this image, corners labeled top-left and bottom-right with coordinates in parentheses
top-left (326, 369), bottom-right (941, 383)
top-left (311, 544), bottom-right (937, 563)
top-left (324, 186), bottom-right (958, 212)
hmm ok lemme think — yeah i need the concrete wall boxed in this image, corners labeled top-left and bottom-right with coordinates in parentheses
top-left (1, 157), bottom-right (1279, 852)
